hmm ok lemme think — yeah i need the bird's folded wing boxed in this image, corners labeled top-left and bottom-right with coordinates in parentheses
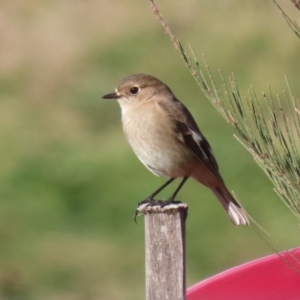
top-left (158, 99), bottom-right (221, 178)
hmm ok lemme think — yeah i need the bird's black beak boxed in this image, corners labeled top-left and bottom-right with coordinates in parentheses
top-left (102, 92), bottom-right (120, 100)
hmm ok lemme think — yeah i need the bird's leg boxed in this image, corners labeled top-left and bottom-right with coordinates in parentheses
top-left (139, 177), bottom-right (176, 205)
top-left (134, 178), bottom-right (175, 222)
top-left (159, 176), bottom-right (189, 207)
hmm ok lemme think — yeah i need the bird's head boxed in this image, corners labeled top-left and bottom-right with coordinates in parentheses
top-left (102, 74), bottom-right (173, 107)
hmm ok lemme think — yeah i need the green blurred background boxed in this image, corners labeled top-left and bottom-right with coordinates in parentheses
top-left (0, 0), bottom-right (299, 299)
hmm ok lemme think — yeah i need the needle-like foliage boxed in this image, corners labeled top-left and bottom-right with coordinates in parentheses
top-left (274, 0), bottom-right (300, 38)
top-left (147, 0), bottom-right (300, 218)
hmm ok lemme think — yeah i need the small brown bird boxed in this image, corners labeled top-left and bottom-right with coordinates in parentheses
top-left (102, 74), bottom-right (249, 226)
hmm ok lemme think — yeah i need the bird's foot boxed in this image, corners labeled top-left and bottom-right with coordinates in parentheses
top-left (133, 197), bottom-right (182, 223)
top-left (156, 198), bottom-right (182, 207)
top-left (157, 198), bottom-right (187, 221)
top-left (134, 197), bottom-right (156, 223)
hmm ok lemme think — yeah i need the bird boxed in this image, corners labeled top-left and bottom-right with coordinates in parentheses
top-left (102, 74), bottom-right (249, 226)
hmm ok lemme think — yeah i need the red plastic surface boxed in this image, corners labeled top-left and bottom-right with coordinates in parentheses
top-left (187, 248), bottom-right (300, 300)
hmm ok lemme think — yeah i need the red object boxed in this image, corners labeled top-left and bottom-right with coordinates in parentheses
top-left (187, 247), bottom-right (300, 300)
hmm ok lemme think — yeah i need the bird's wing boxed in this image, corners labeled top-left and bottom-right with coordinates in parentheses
top-left (158, 99), bottom-right (220, 177)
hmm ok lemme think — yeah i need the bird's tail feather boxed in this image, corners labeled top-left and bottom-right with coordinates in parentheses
top-left (212, 186), bottom-right (249, 226)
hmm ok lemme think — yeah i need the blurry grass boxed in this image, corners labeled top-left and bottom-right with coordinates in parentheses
top-left (0, 0), bottom-right (299, 299)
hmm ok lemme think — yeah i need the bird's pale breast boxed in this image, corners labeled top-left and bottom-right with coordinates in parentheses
top-left (121, 101), bottom-right (195, 178)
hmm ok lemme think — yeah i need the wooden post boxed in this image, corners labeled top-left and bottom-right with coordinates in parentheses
top-left (138, 203), bottom-right (188, 300)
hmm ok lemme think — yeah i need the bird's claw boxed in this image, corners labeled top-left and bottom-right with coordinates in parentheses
top-left (134, 197), bottom-right (155, 223)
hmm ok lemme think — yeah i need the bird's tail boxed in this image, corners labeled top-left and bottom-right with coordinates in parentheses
top-left (212, 185), bottom-right (250, 226)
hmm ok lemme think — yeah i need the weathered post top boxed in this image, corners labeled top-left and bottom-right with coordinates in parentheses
top-left (138, 203), bottom-right (188, 300)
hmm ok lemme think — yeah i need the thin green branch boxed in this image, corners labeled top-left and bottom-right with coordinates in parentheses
top-left (146, 0), bottom-right (300, 218)
top-left (273, 0), bottom-right (300, 38)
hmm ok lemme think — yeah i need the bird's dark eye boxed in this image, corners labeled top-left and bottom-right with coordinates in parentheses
top-left (130, 86), bottom-right (139, 95)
